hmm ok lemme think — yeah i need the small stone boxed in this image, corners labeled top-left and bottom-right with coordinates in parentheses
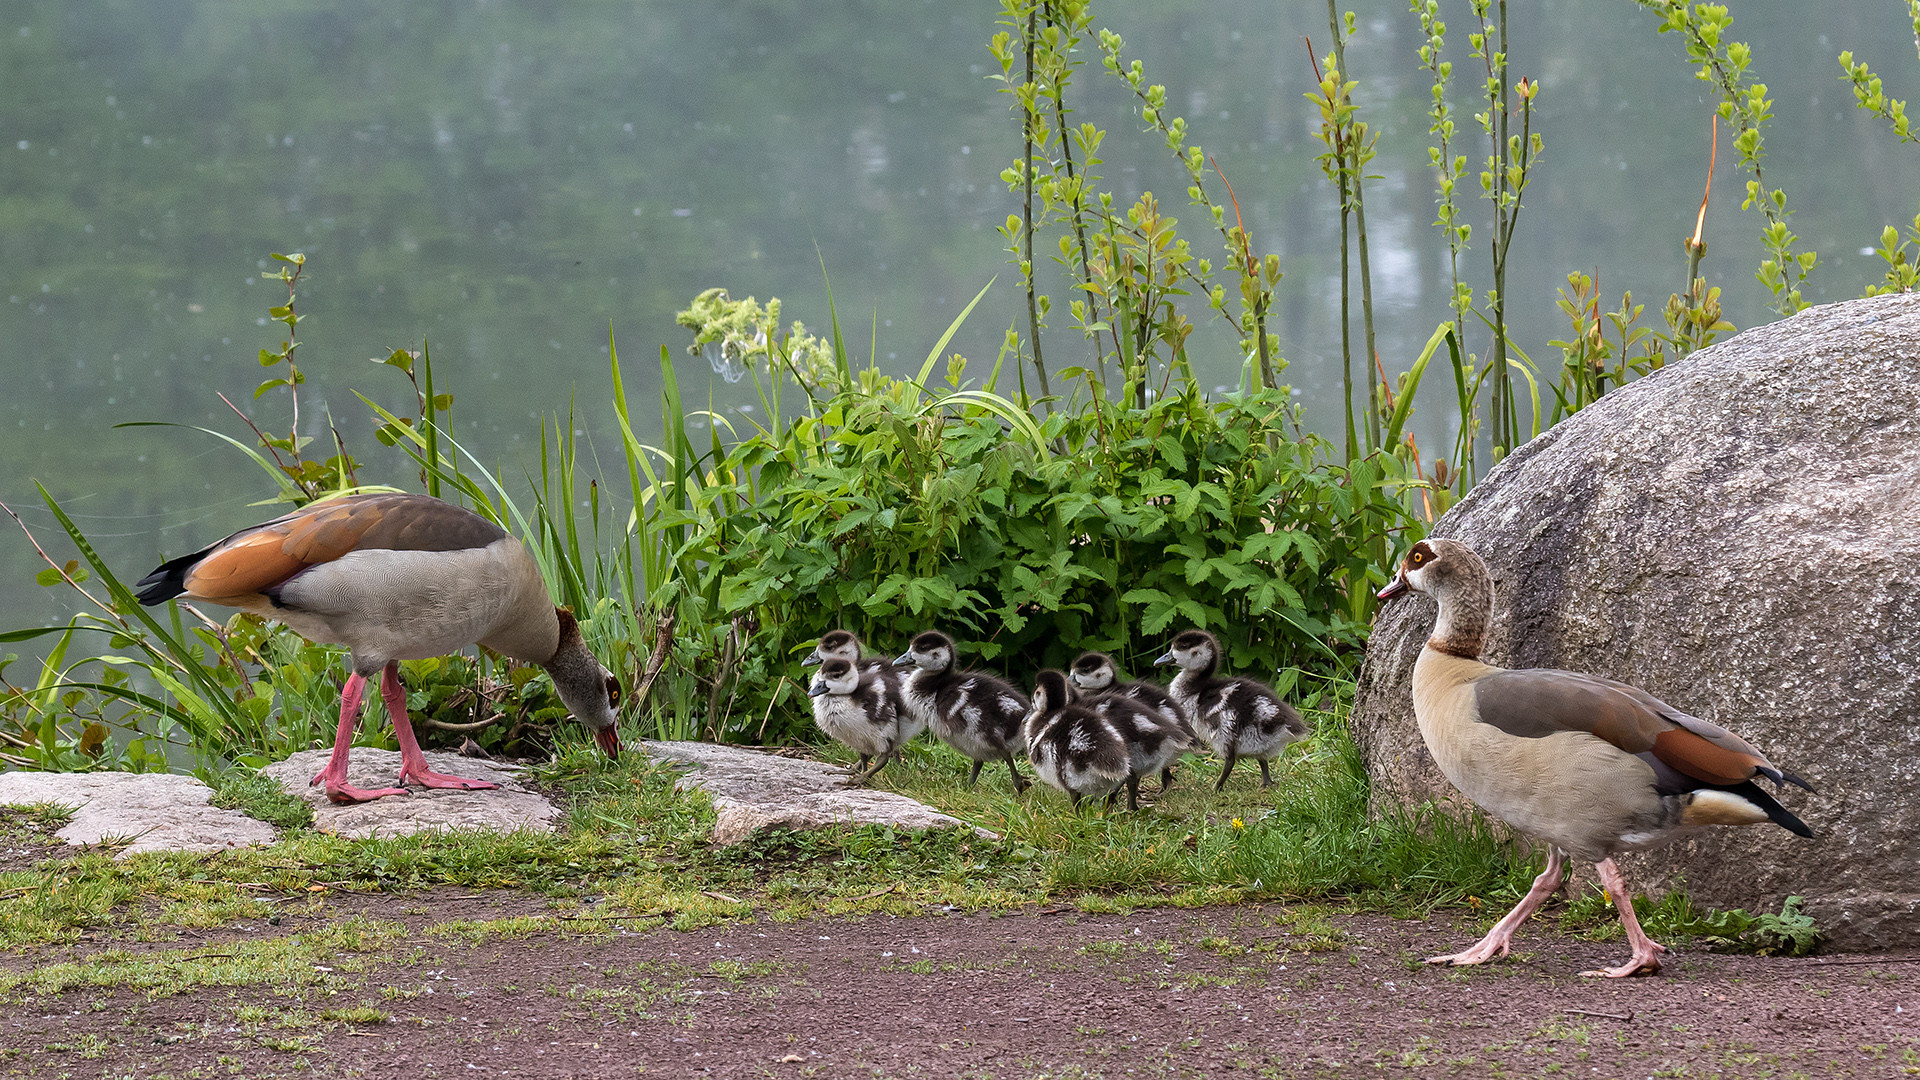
top-left (0, 772), bottom-right (277, 857)
top-left (258, 749), bottom-right (558, 839)
top-left (643, 740), bottom-right (994, 844)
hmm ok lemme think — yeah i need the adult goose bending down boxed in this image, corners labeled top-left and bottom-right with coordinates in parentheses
top-left (1377, 538), bottom-right (1814, 978)
top-left (135, 493), bottom-right (621, 804)
top-left (1157, 630), bottom-right (1307, 790)
top-left (894, 630), bottom-right (1030, 792)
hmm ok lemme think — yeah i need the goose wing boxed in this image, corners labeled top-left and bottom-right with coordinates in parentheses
top-left (136, 493), bottom-right (506, 605)
top-left (1470, 668), bottom-right (1809, 791)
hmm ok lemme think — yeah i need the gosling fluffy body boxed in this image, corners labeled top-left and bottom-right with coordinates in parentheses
top-left (1158, 629), bottom-right (1308, 789)
top-left (807, 657), bottom-right (909, 783)
top-left (1023, 670), bottom-right (1130, 808)
top-left (894, 630), bottom-right (1030, 791)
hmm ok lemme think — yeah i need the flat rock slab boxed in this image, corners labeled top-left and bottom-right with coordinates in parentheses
top-left (260, 749), bottom-right (558, 839)
top-left (0, 772), bottom-right (277, 857)
top-left (643, 740), bottom-right (990, 844)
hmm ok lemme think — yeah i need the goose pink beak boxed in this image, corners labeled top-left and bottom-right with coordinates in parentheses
top-left (594, 727), bottom-right (622, 759)
top-left (1376, 574), bottom-right (1410, 601)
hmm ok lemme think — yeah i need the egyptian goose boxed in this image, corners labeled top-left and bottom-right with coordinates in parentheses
top-left (807, 656), bottom-right (910, 783)
top-left (804, 629), bottom-right (920, 745)
top-left (1156, 629), bottom-right (1308, 790)
top-left (135, 492), bottom-right (621, 803)
top-left (1023, 670), bottom-right (1130, 809)
top-left (893, 630), bottom-right (1029, 792)
top-left (1377, 537), bottom-right (1814, 977)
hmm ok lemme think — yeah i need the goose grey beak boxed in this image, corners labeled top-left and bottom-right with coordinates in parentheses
top-left (801, 650), bottom-right (823, 667)
top-left (1154, 651), bottom-right (1174, 665)
top-left (1376, 572), bottom-right (1410, 601)
top-left (893, 651), bottom-right (915, 668)
top-left (807, 681), bottom-right (830, 697)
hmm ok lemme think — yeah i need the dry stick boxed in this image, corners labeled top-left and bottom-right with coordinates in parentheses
top-left (1020, 5), bottom-right (1052, 403)
top-left (1563, 1008), bottom-right (1633, 1022)
top-left (1209, 157), bottom-right (1278, 395)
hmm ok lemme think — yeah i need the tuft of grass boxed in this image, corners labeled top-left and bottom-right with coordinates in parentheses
top-left (209, 769), bottom-right (314, 831)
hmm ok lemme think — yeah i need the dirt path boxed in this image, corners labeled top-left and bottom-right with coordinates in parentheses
top-left (4, 895), bottom-right (1916, 1078)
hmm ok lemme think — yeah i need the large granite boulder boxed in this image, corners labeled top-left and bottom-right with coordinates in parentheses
top-left (1353, 293), bottom-right (1920, 950)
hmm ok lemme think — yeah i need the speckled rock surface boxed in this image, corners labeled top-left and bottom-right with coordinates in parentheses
top-left (1353, 293), bottom-right (1920, 950)
top-left (644, 741), bottom-right (991, 844)
top-left (259, 749), bottom-right (558, 839)
top-left (0, 771), bottom-right (278, 856)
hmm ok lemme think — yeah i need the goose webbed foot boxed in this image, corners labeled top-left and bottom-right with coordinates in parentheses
top-left (1427, 847), bottom-right (1567, 970)
top-left (1579, 858), bottom-right (1667, 978)
top-left (382, 662), bottom-right (499, 794)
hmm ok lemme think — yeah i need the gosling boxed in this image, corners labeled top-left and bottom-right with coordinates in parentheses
top-left (894, 630), bottom-right (1030, 792)
top-left (808, 657), bottom-right (911, 784)
top-left (1158, 629), bottom-right (1308, 790)
top-left (1024, 670), bottom-right (1130, 810)
top-left (805, 628), bottom-right (919, 745)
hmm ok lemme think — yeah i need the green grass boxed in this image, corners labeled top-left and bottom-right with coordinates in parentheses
top-left (0, 706), bottom-right (1817, 966)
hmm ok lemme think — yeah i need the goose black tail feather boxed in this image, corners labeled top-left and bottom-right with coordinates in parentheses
top-left (1729, 779), bottom-right (1814, 839)
top-left (132, 549), bottom-right (207, 606)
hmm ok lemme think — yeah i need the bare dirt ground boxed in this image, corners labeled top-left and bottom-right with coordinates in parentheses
top-left (4, 892), bottom-right (1917, 1079)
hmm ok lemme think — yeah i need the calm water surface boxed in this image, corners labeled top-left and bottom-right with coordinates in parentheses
top-left (0, 1), bottom-right (1912, 631)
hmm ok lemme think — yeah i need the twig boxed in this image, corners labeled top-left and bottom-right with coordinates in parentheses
top-left (1564, 1008), bottom-right (1633, 1021)
top-left (423, 713), bottom-right (509, 734)
top-left (1809, 955), bottom-right (1920, 967)
top-left (841, 885), bottom-right (897, 904)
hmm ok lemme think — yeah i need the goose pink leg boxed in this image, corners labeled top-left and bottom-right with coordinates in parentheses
top-left (1428, 847), bottom-right (1567, 967)
top-left (382, 662), bottom-right (498, 793)
top-left (309, 672), bottom-right (411, 804)
top-left (1581, 858), bottom-right (1667, 978)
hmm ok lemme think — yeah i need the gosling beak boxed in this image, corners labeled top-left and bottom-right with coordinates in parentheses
top-left (893, 651), bottom-right (916, 669)
top-left (808, 682), bottom-right (830, 697)
top-left (593, 726), bottom-right (622, 759)
top-left (1376, 572), bottom-right (1410, 601)
top-left (801, 650), bottom-right (823, 667)
top-left (1154, 651), bottom-right (1174, 666)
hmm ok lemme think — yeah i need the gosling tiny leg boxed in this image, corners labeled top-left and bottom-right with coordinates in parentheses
top-left (1215, 751), bottom-right (1238, 791)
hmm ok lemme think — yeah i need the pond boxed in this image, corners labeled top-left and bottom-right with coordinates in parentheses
top-left (0, 0), bottom-right (1912, 632)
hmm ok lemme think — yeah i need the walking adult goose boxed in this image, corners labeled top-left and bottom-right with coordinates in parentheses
top-left (1377, 537), bottom-right (1814, 977)
top-left (894, 630), bottom-right (1029, 791)
top-left (135, 492), bottom-right (622, 803)
top-left (1157, 630), bottom-right (1307, 790)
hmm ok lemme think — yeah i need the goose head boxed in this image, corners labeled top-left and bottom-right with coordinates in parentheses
top-left (808, 656), bottom-right (861, 697)
top-left (805, 629), bottom-right (863, 668)
top-left (1376, 538), bottom-right (1492, 658)
top-left (1155, 629), bottom-right (1219, 675)
top-left (1068, 652), bottom-right (1119, 693)
top-left (1024, 668), bottom-right (1071, 739)
top-left (544, 609), bottom-right (622, 758)
top-left (894, 630), bottom-right (955, 673)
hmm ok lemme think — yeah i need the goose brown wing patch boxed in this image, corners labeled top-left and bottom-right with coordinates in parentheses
top-left (1648, 728), bottom-right (1767, 786)
top-left (179, 493), bottom-right (507, 600)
